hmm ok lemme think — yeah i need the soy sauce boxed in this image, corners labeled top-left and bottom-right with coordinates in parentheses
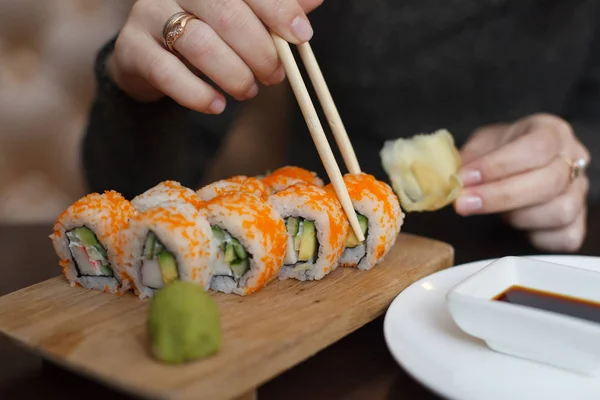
top-left (493, 285), bottom-right (600, 324)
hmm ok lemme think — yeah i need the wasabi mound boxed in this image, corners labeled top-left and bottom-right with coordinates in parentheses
top-left (148, 281), bottom-right (221, 364)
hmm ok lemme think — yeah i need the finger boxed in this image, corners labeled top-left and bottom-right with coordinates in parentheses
top-left (461, 118), bottom-right (568, 185)
top-left (180, 0), bottom-right (285, 86)
top-left (243, 0), bottom-right (314, 43)
top-left (504, 176), bottom-right (589, 230)
top-left (135, 36), bottom-right (226, 114)
top-left (460, 124), bottom-right (509, 165)
top-left (528, 206), bottom-right (587, 253)
top-left (173, 19), bottom-right (258, 100)
top-left (454, 155), bottom-right (571, 215)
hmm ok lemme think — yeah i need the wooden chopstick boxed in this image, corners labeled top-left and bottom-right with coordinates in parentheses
top-left (296, 42), bottom-right (361, 175)
top-left (271, 33), bottom-right (365, 242)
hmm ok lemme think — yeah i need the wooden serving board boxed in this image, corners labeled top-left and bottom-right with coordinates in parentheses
top-left (0, 233), bottom-right (453, 400)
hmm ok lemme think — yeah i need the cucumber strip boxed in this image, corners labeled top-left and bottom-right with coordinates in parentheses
top-left (286, 217), bottom-right (299, 236)
top-left (100, 264), bottom-right (114, 277)
top-left (73, 227), bottom-right (100, 247)
top-left (75, 227), bottom-right (109, 258)
top-left (211, 226), bottom-right (226, 242)
top-left (292, 262), bottom-right (312, 272)
top-left (357, 214), bottom-right (369, 235)
top-left (224, 243), bottom-right (237, 263)
top-left (154, 239), bottom-right (164, 255)
top-left (294, 218), bottom-right (304, 251)
top-left (212, 226), bottom-right (231, 252)
top-left (143, 232), bottom-right (156, 259)
top-left (230, 259), bottom-right (249, 279)
top-left (96, 244), bottom-right (108, 259)
top-left (231, 238), bottom-right (247, 259)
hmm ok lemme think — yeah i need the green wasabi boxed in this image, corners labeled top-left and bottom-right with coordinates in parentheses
top-left (148, 281), bottom-right (221, 364)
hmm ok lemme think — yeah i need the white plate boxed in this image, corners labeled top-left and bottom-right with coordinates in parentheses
top-left (383, 255), bottom-right (600, 400)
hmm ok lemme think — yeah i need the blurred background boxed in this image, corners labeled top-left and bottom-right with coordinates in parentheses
top-left (0, 0), bottom-right (133, 223)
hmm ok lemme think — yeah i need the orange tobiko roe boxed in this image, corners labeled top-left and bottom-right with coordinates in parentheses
top-left (204, 193), bottom-right (288, 294)
top-left (197, 175), bottom-right (269, 201)
top-left (325, 173), bottom-right (401, 265)
top-left (261, 166), bottom-right (324, 194)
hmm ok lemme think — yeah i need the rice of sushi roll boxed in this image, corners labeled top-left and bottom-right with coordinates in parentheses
top-left (132, 180), bottom-right (200, 211)
top-left (121, 201), bottom-right (216, 299)
top-left (203, 192), bottom-right (287, 295)
top-left (50, 190), bottom-right (137, 294)
top-left (261, 166), bottom-right (324, 194)
top-left (326, 173), bottom-right (404, 270)
top-left (268, 183), bottom-right (349, 281)
top-left (197, 175), bottom-right (269, 201)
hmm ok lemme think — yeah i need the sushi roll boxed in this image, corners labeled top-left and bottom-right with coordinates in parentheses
top-left (50, 190), bottom-right (137, 294)
top-left (197, 175), bottom-right (269, 201)
top-left (132, 180), bottom-right (200, 211)
top-left (121, 201), bottom-right (216, 299)
top-left (326, 173), bottom-right (404, 270)
top-left (268, 183), bottom-right (349, 281)
top-left (203, 192), bottom-right (287, 295)
top-left (261, 166), bottom-right (324, 194)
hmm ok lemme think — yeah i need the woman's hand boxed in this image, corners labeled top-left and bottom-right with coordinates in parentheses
top-left (455, 114), bottom-right (591, 252)
top-left (108, 0), bottom-right (323, 113)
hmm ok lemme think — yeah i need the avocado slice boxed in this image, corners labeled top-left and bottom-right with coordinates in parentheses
top-left (298, 220), bottom-right (317, 261)
top-left (231, 238), bottom-right (247, 259)
top-left (144, 232), bottom-right (157, 259)
top-left (230, 259), bottom-right (249, 279)
top-left (286, 217), bottom-right (299, 236)
top-left (224, 243), bottom-right (237, 263)
top-left (346, 214), bottom-right (369, 248)
top-left (346, 231), bottom-right (361, 248)
top-left (158, 251), bottom-right (179, 284)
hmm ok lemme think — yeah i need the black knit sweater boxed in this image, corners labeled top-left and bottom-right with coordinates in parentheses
top-left (83, 0), bottom-right (600, 205)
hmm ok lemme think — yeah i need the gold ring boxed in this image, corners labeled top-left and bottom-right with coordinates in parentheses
top-left (560, 154), bottom-right (588, 182)
top-left (163, 11), bottom-right (196, 53)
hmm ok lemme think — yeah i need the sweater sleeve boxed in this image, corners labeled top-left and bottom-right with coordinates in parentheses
top-left (564, 23), bottom-right (600, 205)
top-left (82, 36), bottom-right (242, 200)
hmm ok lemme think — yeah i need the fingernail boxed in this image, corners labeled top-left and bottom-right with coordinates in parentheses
top-left (290, 16), bottom-right (313, 42)
top-left (459, 169), bottom-right (482, 187)
top-left (456, 195), bottom-right (483, 215)
top-left (245, 83), bottom-right (259, 99)
top-left (267, 66), bottom-right (286, 85)
top-left (209, 98), bottom-right (226, 114)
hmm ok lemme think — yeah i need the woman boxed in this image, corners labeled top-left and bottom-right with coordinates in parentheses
top-left (84, 0), bottom-right (596, 254)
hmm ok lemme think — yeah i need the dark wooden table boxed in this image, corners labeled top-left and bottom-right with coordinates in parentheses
top-left (2, 207), bottom-right (599, 400)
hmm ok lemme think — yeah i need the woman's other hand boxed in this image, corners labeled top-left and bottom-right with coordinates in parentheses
top-left (455, 114), bottom-right (591, 252)
top-left (107, 0), bottom-right (323, 113)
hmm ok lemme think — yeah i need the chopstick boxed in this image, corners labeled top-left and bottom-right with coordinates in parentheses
top-left (296, 42), bottom-right (361, 175)
top-left (271, 33), bottom-right (365, 242)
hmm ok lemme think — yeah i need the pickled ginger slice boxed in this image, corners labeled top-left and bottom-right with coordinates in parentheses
top-left (380, 129), bottom-right (463, 212)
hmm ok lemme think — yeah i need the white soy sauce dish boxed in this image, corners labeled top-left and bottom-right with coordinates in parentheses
top-left (446, 256), bottom-right (600, 376)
